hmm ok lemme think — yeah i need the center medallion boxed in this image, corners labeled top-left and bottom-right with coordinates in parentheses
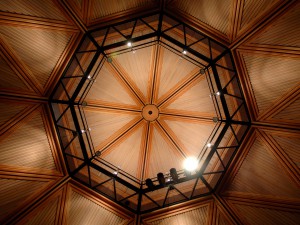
top-left (142, 104), bottom-right (159, 121)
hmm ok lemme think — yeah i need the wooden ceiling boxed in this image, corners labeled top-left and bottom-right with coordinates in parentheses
top-left (0, 0), bottom-right (299, 224)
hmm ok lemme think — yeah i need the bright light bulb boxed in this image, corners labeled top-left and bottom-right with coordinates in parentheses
top-left (182, 50), bottom-right (187, 55)
top-left (216, 91), bottom-right (220, 96)
top-left (81, 129), bottom-right (85, 133)
top-left (207, 143), bottom-right (212, 147)
top-left (127, 41), bottom-right (132, 47)
top-left (184, 157), bottom-right (198, 172)
top-left (87, 75), bottom-right (91, 79)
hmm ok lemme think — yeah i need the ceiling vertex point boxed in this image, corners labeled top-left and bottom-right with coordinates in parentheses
top-left (50, 11), bottom-right (251, 214)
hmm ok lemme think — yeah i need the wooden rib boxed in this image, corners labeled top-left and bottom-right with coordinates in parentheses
top-left (84, 102), bottom-right (142, 112)
top-left (141, 122), bottom-right (151, 181)
top-left (228, 0), bottom-right (243, 42)
top-left (150, 44), bottom-right (161, 104)
top-left (0, 12), bottom-right (77, 31)
top-left (238, 44), bottom-right (300, 56)
top-left (0, 39), bottom-right (42, 95)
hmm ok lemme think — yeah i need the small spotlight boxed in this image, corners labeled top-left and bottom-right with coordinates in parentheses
top-left (127, 41), bottom-right (132, 47)
top-left (81, 129), bottom-right (86, 134)
top-left (170, 168), bottom-right (178, 182)
top-left (183, 157), bottom-right (198, 172)
top-left (87, 75), bottom-right (91, 79)
top-left (82, 101), bottom-right (88, 107)
top-left (200, 69), bottom-right (205, 74)
top-left (216, 91), bottom-right (221, 96)
top-left (166, 178), bottom-right (171, 182)
top-left (95, 151), bottom-right (101, 157)
top-left (182, 50), bottom-right (187, 55)
top-left (207, 143), bottom-right (212, 148)
top-left (213, 117), bottom-right (218, 122)
top-left (146, 178), bottom-right (155, 191)
top-left (113, 171), bottom-right (118, 176)
top-left (157, 172), bottom-right (165, 187)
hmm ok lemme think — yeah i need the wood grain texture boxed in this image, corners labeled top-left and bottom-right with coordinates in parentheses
top-left (66, 188), bottom-right (126, 225)
top-left (0, 107), bottom-right (58, 173)
top-left (0, 0), bottom-right (68, 21)
top-left (168, 0), bottom-right (232, 35)
top-left (241, 52), bottom-right (300, 115)
top-left (0, 25), bottom-right (73, 88)
top-left (248, 1), bottom-right (300, 48)
top-left (225, 136), bottom-right (300, 199)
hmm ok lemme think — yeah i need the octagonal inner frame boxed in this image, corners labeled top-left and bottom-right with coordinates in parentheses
top-left (50, 12), bottom-right (250, 214)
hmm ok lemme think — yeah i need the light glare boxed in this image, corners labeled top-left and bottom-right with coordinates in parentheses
top-left (184, 157), bottom-right (198, 172)
top-left (127, 41), bottom-right (132, 47)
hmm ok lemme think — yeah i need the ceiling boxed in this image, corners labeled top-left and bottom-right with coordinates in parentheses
top-left (0, 0), bottom-right (299, 224)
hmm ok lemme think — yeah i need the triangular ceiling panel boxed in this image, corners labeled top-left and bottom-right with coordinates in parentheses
top-left (146, 125), bottom-right (184, 179)
top-left (0, 26), bottom-right (73, 88)
top-left (247, 1), bottom-right (300, 47)
top-left (161, 76), bottom-right (216, 117)
top-left (0, 108), bottom-right (58, 173)
top-left (239, 0), bottom-right (280, 33)
top-left (85, 62), bottom-right (141, 108)
top-left (0, 178), bottom-right (50, 223)
top-left (0, 0), bottom-right (68, 21)
top-left (225, 136), bottom-right (300, 199)
top-left (67, 188), bottom-right (126, 224)
top-left (160, 117), bottom-right (215, 157)
top-left (84, 108), bottom-right (141, 150)
top-left (0, 55), bottom-right (32, 92)
top-left (101, 123), bottom-right (146, 179)
top-left (167, 0), bottom-right (231, 36)
top-left (270, 133), bottom-right (300, 169)
top-left (241, 52), bottom-right (300, 114)
top-left (156, 47), bottom-right (199, 102)
top-left (113, 46), bottom-right (154, 102)
top-left (229, 201), bottom-right (300, 225)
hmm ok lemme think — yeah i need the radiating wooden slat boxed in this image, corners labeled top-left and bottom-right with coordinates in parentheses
top-left (0, 100), bottom-right (28, 128)
top-left (160, 75), bottom-right (216, 118)
top-left (101, 122), bottom-right (146, 180)
top-left (85, 61), bottom-right (141, 107)
top-left (145, 124), bottom-right (184, 179)
top-left (0, 0), bottom-right (68, 22)
top-left (84, 107), bottom-right (142, 151)
top-left (0, 25), bottom-right (73, 88)
top-left (159, 116), bottom-right (215, 158)
top-left (247, 1), bottom-right (300, 48)
top-left (113, 45), bottom-right (155, 103)
top-left (226, 137), bottom-right (300, 199)
top-left (155, 47), bottom-right (200, 104)
top-left (241, 52), bottom-right (300, 115)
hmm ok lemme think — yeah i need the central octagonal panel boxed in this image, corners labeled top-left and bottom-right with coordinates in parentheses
top-left (83, 43), bottom-right (216, 181)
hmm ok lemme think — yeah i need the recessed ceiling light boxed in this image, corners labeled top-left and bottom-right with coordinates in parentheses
top-left (183, 157), bottom-right (198, 172)
top-left (207, 143), bottom-right (212, 148)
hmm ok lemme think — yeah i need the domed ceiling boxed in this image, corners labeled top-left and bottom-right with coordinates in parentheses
top-left (50, 12), bottom-right (250, 213)
top-left (0, 0), bottom-right (299, 224)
